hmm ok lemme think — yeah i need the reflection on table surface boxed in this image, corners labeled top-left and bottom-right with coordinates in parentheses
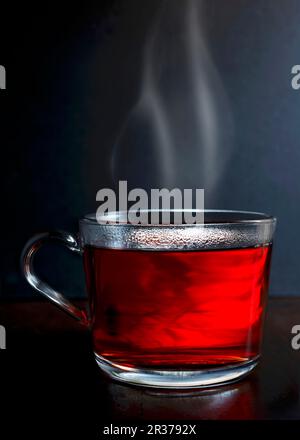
top-left (104, 377), bottom-right (260, 420)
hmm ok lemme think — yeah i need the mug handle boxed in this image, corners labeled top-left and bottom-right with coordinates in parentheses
top-left (21, 230), bottom-right (89, 327)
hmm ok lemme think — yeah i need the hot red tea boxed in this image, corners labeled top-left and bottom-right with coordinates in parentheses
top-left (83, 245), bottom-right (272, 369)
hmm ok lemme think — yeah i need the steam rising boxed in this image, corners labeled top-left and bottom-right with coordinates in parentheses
top-left (112, 0), bottom-right (233, 200)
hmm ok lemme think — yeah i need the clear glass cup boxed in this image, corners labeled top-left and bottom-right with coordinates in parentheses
top-left (21, 210), bottom-right (276, 388)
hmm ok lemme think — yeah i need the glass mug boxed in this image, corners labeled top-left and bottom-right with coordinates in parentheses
top-left (21, 210), bottom-right (276, 388)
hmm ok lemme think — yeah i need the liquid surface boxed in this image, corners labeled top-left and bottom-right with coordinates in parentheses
top-left (83, 246), bottom-right (272, 369)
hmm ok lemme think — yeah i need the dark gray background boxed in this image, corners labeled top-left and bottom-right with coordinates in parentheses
top-left (1, 0), bottom-right (300, 298)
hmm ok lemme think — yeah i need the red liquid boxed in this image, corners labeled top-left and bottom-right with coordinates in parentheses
top-left (83, 245), bottom-right (272, 369)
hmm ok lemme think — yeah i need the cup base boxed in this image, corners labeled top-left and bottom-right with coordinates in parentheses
top-left (94, 353), bottom-right (259, 389)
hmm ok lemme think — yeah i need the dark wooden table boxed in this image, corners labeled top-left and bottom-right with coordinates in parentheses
top-left (0, 297), bottom-right (299, 435)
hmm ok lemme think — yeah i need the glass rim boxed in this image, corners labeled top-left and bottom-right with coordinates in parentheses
top-left (81, 209), bottom-right (276, 227)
